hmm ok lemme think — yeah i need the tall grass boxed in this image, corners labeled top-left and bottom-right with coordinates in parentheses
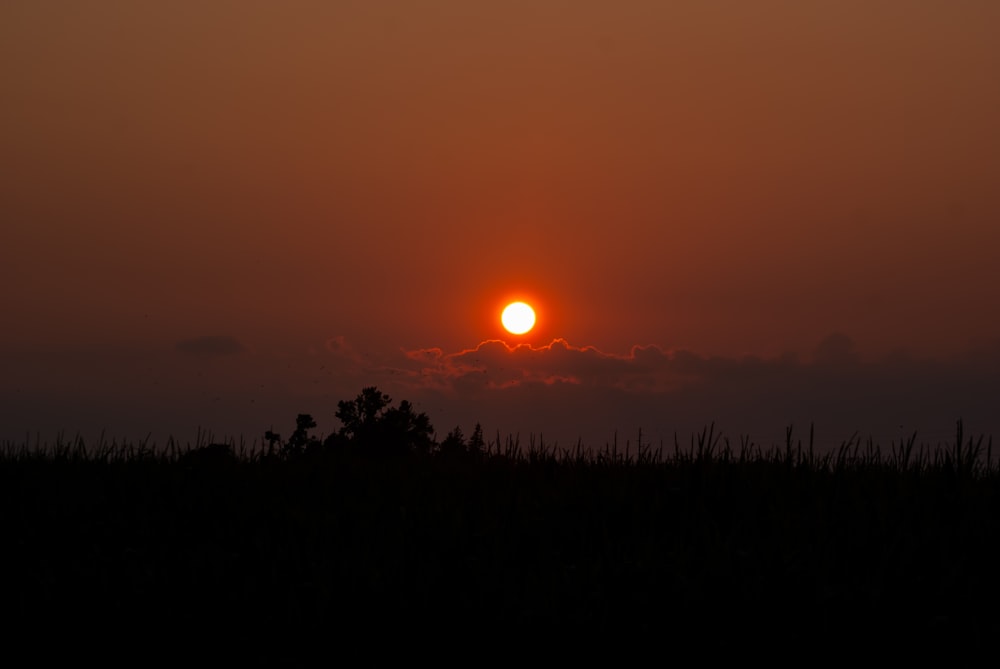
top-left (445, 419), bottom-right (998, 479)
top-left (4, 419), bottom-right (999, 648)
top-left (4, 419), bottom-right (996, 478)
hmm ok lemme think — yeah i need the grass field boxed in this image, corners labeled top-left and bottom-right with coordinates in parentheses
top-left (3, 421), bottom-right (999, 653)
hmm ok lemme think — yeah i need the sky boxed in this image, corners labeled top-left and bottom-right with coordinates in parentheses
top-left (2, 1), bottom-right (999, 451)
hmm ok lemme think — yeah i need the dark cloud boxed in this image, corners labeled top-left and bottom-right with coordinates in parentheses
top-left (175, 336), bottom-right (244, 357)
top-left (5, 333), bottom-right (998, 454)
top-left (369, 335), bottom-right (1000, 451)
top-left (398, 338), bottom-right (686, 391)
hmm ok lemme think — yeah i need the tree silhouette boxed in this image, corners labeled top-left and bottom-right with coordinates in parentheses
top-left (328, 386), bottom-right (434, 456)
top-left (439, 422), bottom-right (486, 459)
top-left (439, 425), bottom-right (466, 456)
top-left (263, 429), bottom-right (282, 458)
top-left (263, 414), bottom-right (321, 459)
top-left (334, 386), bottom-right (391, 442)
top-left (468, 422), bottom-right (485, 455)
top-left (286, 413), bottom-right (319, 456)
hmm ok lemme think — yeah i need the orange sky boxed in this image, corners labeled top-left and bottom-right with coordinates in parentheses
top-left (2, 1), bottom-right (999, 447)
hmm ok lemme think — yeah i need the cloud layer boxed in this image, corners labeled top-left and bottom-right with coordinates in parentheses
top-left (3, 333), bottom-right (998, 454)
top-left (349, 334), bottom-right (1000, 450)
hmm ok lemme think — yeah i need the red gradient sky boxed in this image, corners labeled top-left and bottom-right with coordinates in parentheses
top-left (3, 1), bottom-right (999, 448)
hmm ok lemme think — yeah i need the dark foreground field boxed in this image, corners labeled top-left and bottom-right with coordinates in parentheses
top-left (3, 426), bottom-right (1000, 654)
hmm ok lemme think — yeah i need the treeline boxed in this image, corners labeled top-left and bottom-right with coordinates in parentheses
top-left (260, 386), bottom-right (485, 459)
top-left (246, 386), bottom-right (999, 479)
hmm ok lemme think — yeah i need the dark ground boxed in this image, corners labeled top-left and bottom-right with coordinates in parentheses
top-left (3, 443), bottom-right (999, 656)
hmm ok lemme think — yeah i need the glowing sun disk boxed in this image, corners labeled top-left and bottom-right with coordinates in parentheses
top-left (502, 302), bottom-right (536, 335)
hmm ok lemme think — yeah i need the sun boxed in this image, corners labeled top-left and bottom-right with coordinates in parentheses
top-left (501, 302), bottom-right (536, 335)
